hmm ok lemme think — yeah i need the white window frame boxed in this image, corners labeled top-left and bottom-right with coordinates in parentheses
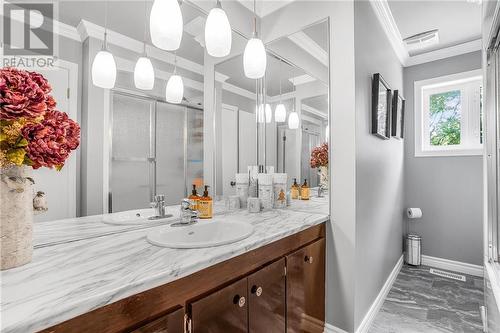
top-left (414, 69), bottom-right (483, 157)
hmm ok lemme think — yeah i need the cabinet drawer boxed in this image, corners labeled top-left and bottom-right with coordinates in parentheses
top-left (190, 278), bottom-right (248, 333)
top-left (129, 307), bottom-right (184, 333)
top-left (286, 239), bottom-right (325, 333)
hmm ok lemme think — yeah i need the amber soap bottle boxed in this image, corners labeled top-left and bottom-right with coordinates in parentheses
top-left (291, 178), bottom-right (300, 199)
top-left (198, 185), bottom-right (213, 219)
top-left (300, 179), bottom-right (310, 200)
top-left (188, 184), bottom-right (200, 210)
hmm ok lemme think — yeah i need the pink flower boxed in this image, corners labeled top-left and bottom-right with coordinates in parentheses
top-left (22, 110), bottom-right (80, 169)
top-left (310, 142), bottom-right (329, 168)
top-left (0, 67), bottom-right (55, 120)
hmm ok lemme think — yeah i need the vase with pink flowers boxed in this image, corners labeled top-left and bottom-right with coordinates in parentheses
top-left (0, 67), bottom-right (80, 270)
top-left (310, 142), bottom-right (329, 191)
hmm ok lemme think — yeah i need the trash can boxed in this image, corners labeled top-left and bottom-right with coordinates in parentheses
top-left (405, 234), bottom-right (421, 266)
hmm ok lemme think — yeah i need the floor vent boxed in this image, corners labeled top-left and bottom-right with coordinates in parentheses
top-left (429, 268), bottom-right (466, 281)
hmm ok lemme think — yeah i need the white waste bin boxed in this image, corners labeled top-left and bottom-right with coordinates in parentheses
top-left (405, 234), bottom-right (421, 266)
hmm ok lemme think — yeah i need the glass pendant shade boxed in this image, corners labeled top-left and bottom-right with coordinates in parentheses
top-left (134, 57), bottom-right (155, 90)
top-left (288, 111), bottom-right (299, 129)
top-left (92, 50), bottom-right (116, 89)
top-left (265, 103), bottom-right (272, 123)
top-left (275, 103), bottom-right (286, 122)
top-left (243, 38), bottom-right (267, 79)
top-left (205, 6), bottom-right (232, 57)
top-left (166, 74), bottom-right (184, 104)
top-left (150, 0), bottom-right (183, 51)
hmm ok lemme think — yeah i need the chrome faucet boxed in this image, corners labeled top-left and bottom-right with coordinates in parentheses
top-left (149, 194), bottom-right (173, 220)
top-left (172, 199), bottom-right (198, 226)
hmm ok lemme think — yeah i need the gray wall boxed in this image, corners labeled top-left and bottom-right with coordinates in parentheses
top-left (354, 1), bottom-right (405, 328)
top-left (404, 51), bottom-right (483, 266)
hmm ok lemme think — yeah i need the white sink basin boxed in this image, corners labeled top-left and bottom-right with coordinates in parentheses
top-left (147, 221), bottom-right (254, 248)
top-left (102, 208), bottom-right (176, 225)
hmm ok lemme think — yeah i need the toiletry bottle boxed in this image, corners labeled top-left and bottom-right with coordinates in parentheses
top-left (300, 179), bottom-right (310, 200)
top-left (198, 185), bottom-right (213, 219)
top-left (291, 178), bottom-right (300, 199)
top-left (188, 184), bottom-right (200, 210)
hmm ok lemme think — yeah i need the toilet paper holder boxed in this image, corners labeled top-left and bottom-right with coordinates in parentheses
top-left (407, 208), bottom-right (422, 219)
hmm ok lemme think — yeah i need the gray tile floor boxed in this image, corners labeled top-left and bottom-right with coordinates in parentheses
top-left (369, 265), bottom-right (484, 333)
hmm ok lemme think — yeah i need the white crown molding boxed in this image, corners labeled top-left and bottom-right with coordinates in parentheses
top-left (369, 0), bottom-right (409, 65)
top-left (324, 323), bottom-right (349, 333)
top-left (356, 255), bottom-right (403, 333)
top-left (54, 21), bottom-right (82, 42)
top-left (288, 31), bottom-right (328, 66)
top-left (238, 0), bottom-right (294, 18)
top-left (421, 255), bottom-right (483, 277)
top-left (114, 56), bottom-right (203, 92)
top-left (288, 74), bottom-right (317, 86)
top-left (221, 81), bottom-right (255, 100)
top-left (302, 104), bottom-right (327, 119)
top-left (405, 39), bottom-right (482, 67)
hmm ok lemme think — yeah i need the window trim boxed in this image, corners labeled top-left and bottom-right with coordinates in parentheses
top-left (414, 69), bottom-right (483, 157)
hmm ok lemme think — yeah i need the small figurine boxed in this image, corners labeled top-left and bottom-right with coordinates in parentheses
top-left (33, 191), bottom-right (48, 214)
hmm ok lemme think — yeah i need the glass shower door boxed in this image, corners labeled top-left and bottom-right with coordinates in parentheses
top-left (110, 92), bottom-right (154, 212)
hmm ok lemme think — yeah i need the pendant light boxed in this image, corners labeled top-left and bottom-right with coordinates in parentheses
top-left (274, 58), bottom-right (287, 122)
top-left (134, 0), bottom-right (155, 90)
top-left (265, 103), bottom-right (272, 123)
top-left (150, 0), bottom-right (183, 51)
top-left (288, 86), bottom-right (299, 129)
top-left (166, 54), bottom-right (184, 104)
top-left (205, 0), bottom-right (232, 57)
top-left (92, 1), bottom-right (116, 89)
top-left (243, 0), bottom-right (266, 79)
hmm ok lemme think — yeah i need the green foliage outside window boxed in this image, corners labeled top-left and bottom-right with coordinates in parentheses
top-left (429, 90), bottom-right (461, 146)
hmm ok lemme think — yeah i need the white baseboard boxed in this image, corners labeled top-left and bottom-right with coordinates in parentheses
top-left (355, 255), bottom-right (404, 333)
top-left (324, 322), bottom-right (349, 333)
top-left (421, 255), bottom-right (483, 277)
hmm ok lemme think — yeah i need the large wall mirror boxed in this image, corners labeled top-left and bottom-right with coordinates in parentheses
top-left (214, 19), bottom-right (329, 196)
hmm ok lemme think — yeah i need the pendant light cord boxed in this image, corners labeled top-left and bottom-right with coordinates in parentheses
top-left (143, 0), bottom-right (147, 55)
top-left (279, 58), bottom-right (282, 103)
top-left (103, 0), bottom-right (108, 49)
top-left (173, 52), bottom-right (177, 75)
top-left (253, 0), bottom-right (257, 37)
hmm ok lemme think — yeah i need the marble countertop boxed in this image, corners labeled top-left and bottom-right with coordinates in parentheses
top-left (1, 198), bottom-right (329, 333)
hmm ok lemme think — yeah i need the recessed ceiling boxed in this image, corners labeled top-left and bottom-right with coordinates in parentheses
top-left (387, 0), bottom-right (481, 56)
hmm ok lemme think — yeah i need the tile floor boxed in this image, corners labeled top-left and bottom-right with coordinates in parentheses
top-left (369, 265), bottom-right (484, 333)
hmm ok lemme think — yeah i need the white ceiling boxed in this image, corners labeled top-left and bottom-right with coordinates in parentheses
top-left (387, 0), bottom-right (482, 56)
top-left (238, 0), bottom-right (295, 17)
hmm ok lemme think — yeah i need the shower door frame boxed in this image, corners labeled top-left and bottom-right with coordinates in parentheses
top-left (108, 88), bottom-right (199, 213)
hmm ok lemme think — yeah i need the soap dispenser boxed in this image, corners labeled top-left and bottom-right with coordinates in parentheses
top-left (188, 184), bottom-right (200, 210)
top-left (198, 185), bottom-right (213, 219)
top-left (300, 179), bottom-right (310, 200)
top-left (291, 178), bottom-right (300, 200)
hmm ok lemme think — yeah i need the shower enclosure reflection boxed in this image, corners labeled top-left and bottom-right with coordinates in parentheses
top-left (110, 91), bottom-right (203, 212)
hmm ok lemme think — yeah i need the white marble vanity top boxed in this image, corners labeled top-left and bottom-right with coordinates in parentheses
top-left (1, 197), bottom-right (329, 333)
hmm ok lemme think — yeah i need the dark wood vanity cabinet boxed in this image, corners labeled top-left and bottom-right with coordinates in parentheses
top-left (286, 239), bottom-right (326, 333)
top-left (39, 224), bottom-right (325, 333)
top-left (129, 307), bottom-right (184, 333)
top-left (190, 278), bottom-right (248, 333)
top-left (248, 258), bottom-right (286, 333)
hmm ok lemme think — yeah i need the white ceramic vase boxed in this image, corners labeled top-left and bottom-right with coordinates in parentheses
top-left (319, 166), bottom-right (329, 190)
top-left (0, 166), bottom-right (34, 270)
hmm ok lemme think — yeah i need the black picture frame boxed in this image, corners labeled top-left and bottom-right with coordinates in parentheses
top-left (391, 90), bottom-right (405, 139)
top-left (371, 73), bottom-right (392, 139)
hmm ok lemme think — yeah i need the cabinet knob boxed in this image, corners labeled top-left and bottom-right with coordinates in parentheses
top-left (304, 255), bottom-right (314, 264)
top-left (251, 285), bottom-right (263, 297)
top-left (233, 295), bottom-right (246, 307)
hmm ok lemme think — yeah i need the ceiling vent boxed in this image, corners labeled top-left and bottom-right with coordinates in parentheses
top-left (403, 29), bottom-right (439, 51)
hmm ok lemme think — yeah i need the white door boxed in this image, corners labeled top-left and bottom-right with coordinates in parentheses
top-left (31, 66), bottom-right (77, 222)
top-left (221, 106), bottom-right (238, 196)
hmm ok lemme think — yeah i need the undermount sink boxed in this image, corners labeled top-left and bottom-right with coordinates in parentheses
top-left (146, 221), bottom-right (254, 248)
top-left (102, 208), bottom-right (176, 225)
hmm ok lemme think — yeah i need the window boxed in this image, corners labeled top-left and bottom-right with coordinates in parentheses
top-left (414, 70), bottom-right (483, 157)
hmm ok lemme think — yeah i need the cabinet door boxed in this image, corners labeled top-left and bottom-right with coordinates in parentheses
top-left (190, 278), bottom-right (248, 333)
top-left (286, 239), bottom-right (325, 333)
top-left (129, 307), bottom-right (184, 333)
top-left (248, 258), bottom-right (286, 333)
